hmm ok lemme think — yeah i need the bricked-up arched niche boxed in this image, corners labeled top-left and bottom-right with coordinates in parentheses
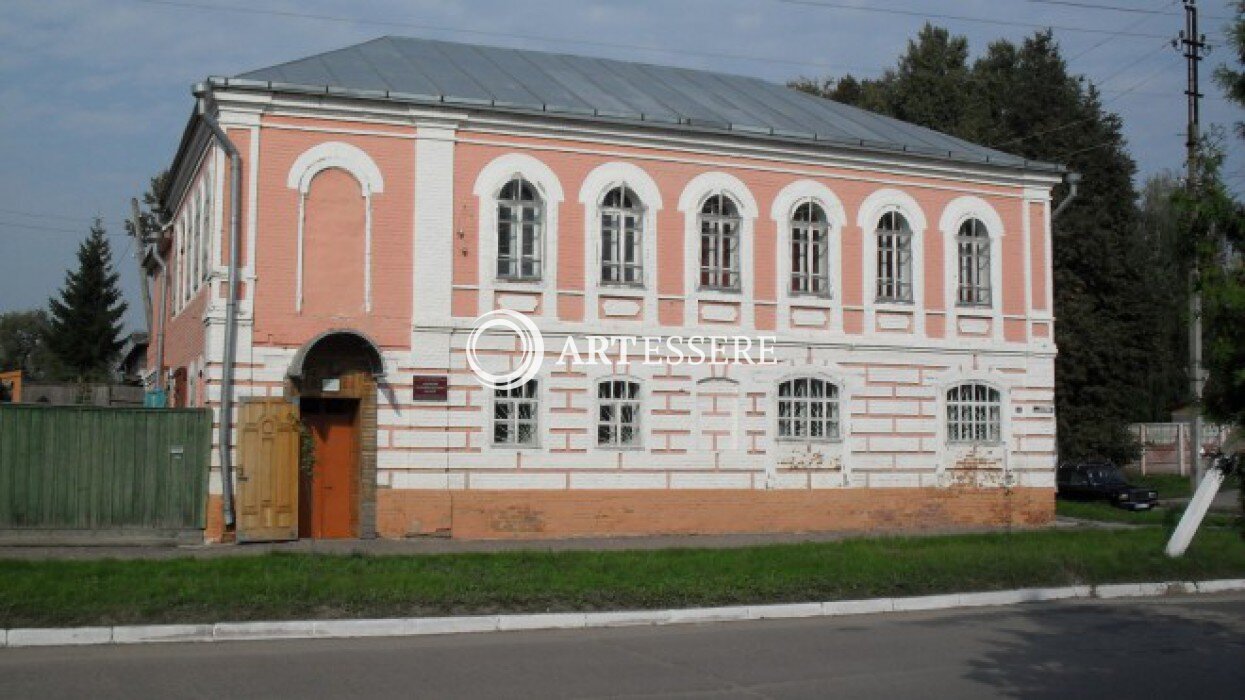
top-left (302, 168), bottom-right (367, 317)
top-left (287, 330), bottom-right (384, 539)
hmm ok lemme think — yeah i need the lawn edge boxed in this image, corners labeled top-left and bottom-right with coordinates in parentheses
top-left (4, 578), bottom-right (1243, 649)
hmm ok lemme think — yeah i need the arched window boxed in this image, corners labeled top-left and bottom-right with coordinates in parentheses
top-left (946, 383), bottom-right (1002, 443)
top-left (956, 218), bottom-right (991, 306)
top-left (497, 177), bottom-right (543, 281)
top-left (494, 381), bottom-right (538, 446)
top-left (790, 200), bottom-right (830, 297)
top-left (598, 379), bottom-right (641, 447)
top-left (699, 193), bottom-right (742, 291)
top-left (600, 185), bottom-right (644, 286)
top-left (777, 377), bottom-right (840, 441)
top-left (875, 211), bottom-right (913, 302)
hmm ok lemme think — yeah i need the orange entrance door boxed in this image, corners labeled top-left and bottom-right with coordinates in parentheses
top-left (301, 399), bottom-right (358, 539)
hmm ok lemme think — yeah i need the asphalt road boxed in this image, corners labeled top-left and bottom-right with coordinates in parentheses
top-left (2, 594), bottom-right (1243, 699)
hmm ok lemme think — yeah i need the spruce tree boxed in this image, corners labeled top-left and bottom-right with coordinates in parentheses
top-left (45, 219), bottom-right (128, 381)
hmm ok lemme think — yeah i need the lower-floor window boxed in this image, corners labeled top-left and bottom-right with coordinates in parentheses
top-left (494, 381), bottom-right (538, 446)
top-left (598, 379), bottom-right (641, 447)
top-left (946, 383), bottom-right (1002, 443)
top-left (777, 377), bottom-right (840, 441)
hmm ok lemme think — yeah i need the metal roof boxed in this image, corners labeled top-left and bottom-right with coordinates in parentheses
top-left (216, 36), bottom-right (1061, 173)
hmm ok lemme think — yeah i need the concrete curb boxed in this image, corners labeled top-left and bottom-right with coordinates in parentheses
top-left (4, 579), bottom-right (1243, 649)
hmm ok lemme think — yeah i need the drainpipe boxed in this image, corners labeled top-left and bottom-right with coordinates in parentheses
top-left (1052, 172), bottom-right (1081, 220)
top-left (194, 86), bottom-right (242, 530)
top-left (150, 226), bottom-right (170, 393)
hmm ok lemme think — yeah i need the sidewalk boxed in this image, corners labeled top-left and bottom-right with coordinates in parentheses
top-left (0, 523), bottom-right (1065, 561)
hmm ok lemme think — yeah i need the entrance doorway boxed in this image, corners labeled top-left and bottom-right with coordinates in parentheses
top-left (299, 397), bottom-right (360, 539)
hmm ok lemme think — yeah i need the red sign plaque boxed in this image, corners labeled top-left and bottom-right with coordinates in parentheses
top-left (412, 375), bottom-right (449, 402)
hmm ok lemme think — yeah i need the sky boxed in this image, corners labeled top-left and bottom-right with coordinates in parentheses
top-left (1, 0), bottom-right (1241, 330)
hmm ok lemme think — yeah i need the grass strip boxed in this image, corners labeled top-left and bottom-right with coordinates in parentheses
top-left (1123, 470), bottom-right (1194, 499)
top-left (2, 528), bottom-right (1243, 628)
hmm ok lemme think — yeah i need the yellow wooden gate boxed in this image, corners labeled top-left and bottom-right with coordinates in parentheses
top-left (237, 399), bottom-right (300, 542)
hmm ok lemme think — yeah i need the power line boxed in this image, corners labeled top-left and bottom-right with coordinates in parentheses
top-left (0, 207), bottom-right (123, 227)
top-left (775, 0), bottom-right (1218, 40)
top-left (1023, 0), bottom-right (1229, 22)
top-left (1067, 0), bottom-right (1178, 63)
top-left (0, 221), bottom-right (128, 239)
top-left (131, 0), bottom-right (887, 76)
top-left (990, 41), bottom-right (1176, 149)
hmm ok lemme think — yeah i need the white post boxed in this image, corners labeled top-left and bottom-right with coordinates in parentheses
top-left (1165, 467), bottom-right (1226, 557)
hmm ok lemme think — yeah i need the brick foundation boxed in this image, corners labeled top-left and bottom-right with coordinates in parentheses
top-left (204, 494), bottom-right (225, 543)
top-left (376, 487), bottom-right (1055, 540)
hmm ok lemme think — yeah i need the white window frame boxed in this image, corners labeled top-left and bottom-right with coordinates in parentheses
top-left (771, 180), bottom-right (846, 333)
top-left (697, 192), bottom-right (743, 292)
top-left (599, 185), bottom-right (645, 287)
top-left (939, 196), bottom-right (1006, 342)
top-left (956, 218), bottom-right (992, 307)
top-left (495, 177), bottom-right (545, 282)
top-left (945, 382), bottom-right (1003, 444)
top-left (492, 380), bottom-right (540, 448)
top-left (474, 153), bottom-right (563, 317)
top-left (596, 377), bottom-right (643, 449)
top-left (857, 189), bottom-right (927, 335)
top-left (874, 210), bottom-right (914, 303)
top-left (776, 376), bottom-right (842, 443)
top-left (678, 172), bottom-right (758, 328)
top-left (579, 162), bottom-right (662, 324)
top-left (789, 201), bottom-right (831, 298)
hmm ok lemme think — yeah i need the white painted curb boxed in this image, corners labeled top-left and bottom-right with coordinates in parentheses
top-left (3, 579), bottom-right (1242, 649)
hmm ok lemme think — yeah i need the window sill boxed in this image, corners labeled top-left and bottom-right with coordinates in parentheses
top-left (696, 290), bottom-right (744, 304)
top-left (786, 294), bottom-right (835, 309)
top-left (491, 443), bottom-right (542, 450)
top-left (872, 301), bottom-right (915, 312)
top-left (596, 285), bottom-right (647, 297)
top-left (494, 280), bottom-right (545, 292)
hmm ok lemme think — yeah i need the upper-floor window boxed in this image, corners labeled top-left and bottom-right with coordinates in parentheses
top-left (600, 185), bottom-right (644, 286)
top-left (598, 379), bottom-right (641, 447)
top-left (699, 193), bottom-right (741, 292)
top-left (790, 201), bottom-right (831, 297)
top-left (875, 211), bottom-right (913, 303)
top-left (497, 177), bottom-right (543, 281)
top-left (494, 381), bottom-right (538, 447)
top-left (956, 218), bottom-right (991, 306)
top-left (777, 377), bottom-right (840, 441)
top-left (946, 383), bottom-right (1002, 443)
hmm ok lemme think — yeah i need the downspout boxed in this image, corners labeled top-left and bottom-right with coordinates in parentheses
top-left (150, 225), bottom-right (170, 393)
top-left (194, 86), bottom-right (242, 530)
top-left (1052, 172), bottom-right (1081, 220)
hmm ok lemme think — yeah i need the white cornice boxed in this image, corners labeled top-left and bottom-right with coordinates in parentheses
top-left (202, 88), bottom-right (1063, 192)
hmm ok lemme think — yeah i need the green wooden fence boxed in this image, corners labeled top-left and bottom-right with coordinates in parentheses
top-left (0, 405), bottom-right (210, 540)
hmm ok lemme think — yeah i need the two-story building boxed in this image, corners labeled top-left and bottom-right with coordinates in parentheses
top-left (151, 36), bottom-right (1066, 542)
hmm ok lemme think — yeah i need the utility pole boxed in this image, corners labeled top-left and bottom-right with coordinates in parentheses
top-left (1177, 0), bottom-right (1209, 487)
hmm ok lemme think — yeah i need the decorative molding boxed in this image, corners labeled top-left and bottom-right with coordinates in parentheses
top-left (473, 152), bottom-right (564, 320)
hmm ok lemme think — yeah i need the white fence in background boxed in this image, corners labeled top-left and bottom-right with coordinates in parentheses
top-left (1127, 422), bottom-right (1234, 475)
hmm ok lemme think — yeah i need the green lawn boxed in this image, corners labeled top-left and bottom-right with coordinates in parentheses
top-left (1123, 470), bottom-right (1194, 499)
top-left (3, 528), bottom-right (1244, 628)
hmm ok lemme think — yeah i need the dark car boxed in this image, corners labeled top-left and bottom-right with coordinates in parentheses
top-left (1056, 462), bottom-right (1158, 511)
